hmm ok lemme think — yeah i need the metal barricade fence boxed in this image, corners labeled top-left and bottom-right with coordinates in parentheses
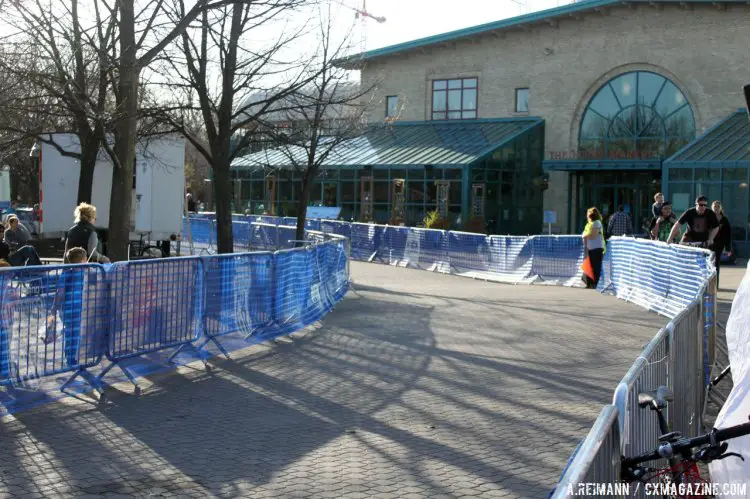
top-left (0, 234), bottom-right (349, 398)
top-left (553, 406), bottom-right (623, 498)
top-left (612, 327), bottom-right (671, 467)
top-left (97, 256), bottom-right (205, 385)
top-left (200, 252), bottom-right (275, 355)
top-left (249, 222), bottom-right (280, 251)
top-left (266, 247), bottom-right (326, 339)
top-left (177, 216), bottom-right (718, 493)
top-left (669, 301), bottom-right (704, 439)
top-left (0, 264), bottom-right (109, 393)
top-left (553, 248), bottom-right (715, 496)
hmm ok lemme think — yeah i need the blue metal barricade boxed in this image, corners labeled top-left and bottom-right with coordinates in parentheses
top-left (232, 221), bottom-right (251, 253)
top-left (0, 264), bottom-right (108, 394)
top-left (200, 252), bottom-right (274, 355)
top-left (266, 247), bottom-right (331, 340)
top-left (349, 222), bottom-right (383, 261)
top-left (249, 223), bottom-right (279, 251)
top-left (98, 256), bottom-right (204, 386)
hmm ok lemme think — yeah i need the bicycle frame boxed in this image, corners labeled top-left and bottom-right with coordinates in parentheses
top-left (646, 461), bottom-right (711, 498)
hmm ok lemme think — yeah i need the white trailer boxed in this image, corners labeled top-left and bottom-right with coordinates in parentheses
top-left (37, 133), bottom-right (185, 242)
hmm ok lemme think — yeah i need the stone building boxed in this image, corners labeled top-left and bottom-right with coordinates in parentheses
top-left (345, 0), bottom-right (750, 233)
top-left (233, 0), bottom-right (750, 241)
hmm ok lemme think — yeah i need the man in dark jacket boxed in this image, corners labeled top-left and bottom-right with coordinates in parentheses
top-left (64, 203), bottom-right (110, 263)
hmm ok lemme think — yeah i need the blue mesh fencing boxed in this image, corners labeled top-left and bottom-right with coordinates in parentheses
top-left (232, 221), bottom-right (252, 252)
top-left (485, 236), bottom-right (534, 282)
top-left (249, 223), bottom-right (279, 251)
top-left (606, 237), bottom-right (713, 317)
top-left (184, 217), bottom-right (215, 255)
top-left (202, 252), bottom-right (274, 345)
top-left (529, 236), bottom-right (585, 286)
top-left (105, 257), bottom-right (205, 362)
top-left (266, 247), bottom-right (330, 339)
top-left (1, 236), bottom-right (349, 398)
top-left (446, 231), bottom-right (494, 276)
top-left (0, 264), bottom-right (108, 387)
top-left (317, 240), bottom-right (350, 304)
top-left (349, 222), bottom-right (385, 261)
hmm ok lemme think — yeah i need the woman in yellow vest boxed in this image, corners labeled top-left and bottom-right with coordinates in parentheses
top-left (582, 207), bottom-right (606, 289)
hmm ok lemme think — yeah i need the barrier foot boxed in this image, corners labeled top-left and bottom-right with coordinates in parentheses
top-left (61, 368), bottom-right (105, 398)
top-left (347, 279), bottom-right (364, 297)
top-left (96, 361), bottom-right (139, 390)
top-left (168, 342), bottom-right (210, 368)
top-left (197, 336), bottom-right (230, 360)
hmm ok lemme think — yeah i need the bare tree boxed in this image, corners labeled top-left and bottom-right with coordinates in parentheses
top-left (0, 0), bottom-right (117, 204)
top-left (252, 11), bottom-right (374, 243)
top-left (104, 0), bottom-right (293, 260)
top-left (150, 0), bottom-right (312, 253)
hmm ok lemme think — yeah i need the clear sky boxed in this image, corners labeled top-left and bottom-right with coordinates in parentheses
top-left (339, 0), bottom-right (566, 53)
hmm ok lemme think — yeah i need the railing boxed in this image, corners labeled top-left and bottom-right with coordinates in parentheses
top-left (184, 215), bottom-right (715, 495)
top-left (0, 232), bottom-right (349, 398)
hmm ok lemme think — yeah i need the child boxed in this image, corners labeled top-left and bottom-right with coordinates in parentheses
top-left (66, 247), bottom-right (88, 264)
top-left (40, 248), bottom-right (99, 367)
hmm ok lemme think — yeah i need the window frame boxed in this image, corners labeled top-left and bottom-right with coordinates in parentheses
top-left (431, 77), bottom-right (478, 121)
top-left (577, 71), bottom-right (696, 160)
top-left (515, 87), bottom-right (529, 113)
top-left (385, 95), bottom-right (398, 118)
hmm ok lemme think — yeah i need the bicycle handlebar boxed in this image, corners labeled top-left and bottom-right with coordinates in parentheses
top-left (622, 422), bottom-right (750, 467)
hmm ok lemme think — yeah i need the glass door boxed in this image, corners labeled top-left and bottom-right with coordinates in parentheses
top-left (322, 182), bottom-right (338, 207)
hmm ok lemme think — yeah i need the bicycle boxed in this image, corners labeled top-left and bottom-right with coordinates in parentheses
top-left (621, 416), bottom-right (750, 498)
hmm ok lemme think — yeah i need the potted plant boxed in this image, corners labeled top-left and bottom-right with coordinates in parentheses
top-left (423, 210), bottom-right (449, 230)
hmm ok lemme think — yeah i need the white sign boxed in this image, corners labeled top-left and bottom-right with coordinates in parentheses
top-left (307, 206), bottom-right (342, 219)
top-left (543, 210), bottom-right (557, 224)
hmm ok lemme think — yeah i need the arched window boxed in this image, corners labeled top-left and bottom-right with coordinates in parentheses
top-left (578, 71), bottom-right (695, 159)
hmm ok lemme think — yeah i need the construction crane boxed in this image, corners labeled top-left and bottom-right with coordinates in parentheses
top-left (334, 0), bottom-right (386, 53)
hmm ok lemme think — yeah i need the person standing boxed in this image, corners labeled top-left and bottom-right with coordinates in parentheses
top-left (582, 207), bottom-right (606, 289)
top-left (649, 202), bottom-right (678, 242)
top-left (64, 203), bottom-right (110, 263)
top-left (712, 200), bottom-right (732, 286)
top-left (607, 205), bottom-right (633, 237)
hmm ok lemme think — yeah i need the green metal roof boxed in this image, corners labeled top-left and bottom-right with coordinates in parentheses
top-left (664, 110), bottom-right (750, 166)
top-left (336, 0), bottom-right (747, 67)
top-left (231, 117), bottom-right (543, 171)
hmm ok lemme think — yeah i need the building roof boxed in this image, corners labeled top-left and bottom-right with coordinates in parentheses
top-left (231, 117), bottom-right (543, 171)
top-left (665, 110), bottom-right (750, 166)
top-left (235, 82), bottom-right (360, 125)
top-left (336, 0), bottom-right (747, 67)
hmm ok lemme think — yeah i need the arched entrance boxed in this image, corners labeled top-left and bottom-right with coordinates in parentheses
top-left (573, 71), bottom-right (696, 232)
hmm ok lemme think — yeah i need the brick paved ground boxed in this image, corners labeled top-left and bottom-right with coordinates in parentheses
top-left (0, 261), bottom-right (666, 498)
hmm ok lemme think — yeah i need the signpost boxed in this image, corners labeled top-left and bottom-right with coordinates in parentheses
top-left (543, 210), bottom-right (557, 235)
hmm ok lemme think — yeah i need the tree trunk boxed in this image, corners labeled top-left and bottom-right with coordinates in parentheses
top-left (213, 161), bottom-right (234, 253)
top-left (77, 138), bottom-right (98, 204)
top-left (109, 0), bottom-right (138, 262)
top-left (295, 175), bottom-right (311, 246)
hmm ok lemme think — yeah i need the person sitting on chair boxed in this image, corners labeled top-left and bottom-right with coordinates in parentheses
top-left (1, 218), bottom-right (42, 266)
